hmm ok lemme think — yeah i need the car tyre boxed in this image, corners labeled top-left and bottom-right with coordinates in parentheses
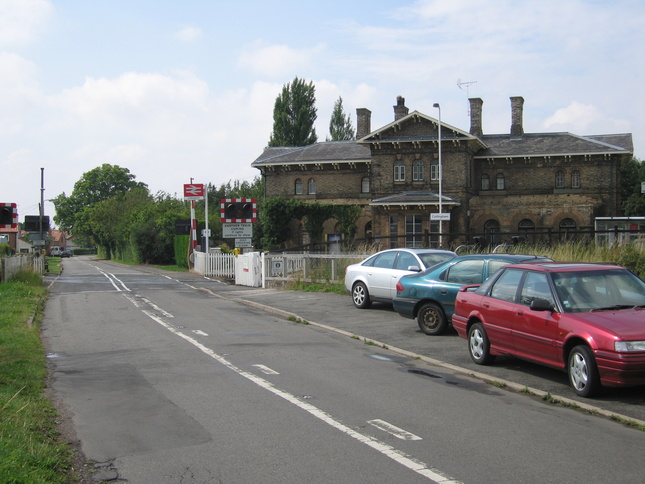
top-left (567, 345), bottom-right (601, 397)
top-left (352, 282), bottom-right (372, 309)
top-left (468, 322), bottom-right (495, 365)
top-left (417, 302), bottom-right (448, 335)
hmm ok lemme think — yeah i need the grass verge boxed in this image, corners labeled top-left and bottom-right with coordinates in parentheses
top-left (0, 270), bottom-right (73, 483)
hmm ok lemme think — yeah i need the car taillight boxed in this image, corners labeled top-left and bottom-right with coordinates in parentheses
top-left (396, 281), bottom-right (404, 292)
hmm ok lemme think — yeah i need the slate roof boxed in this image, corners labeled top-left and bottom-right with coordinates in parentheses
top-left (252, 140), bottom-right (370, 167)
top-left (475, 132), bottom-right (633, 158)
top-left (370, 191), bottom-right (460, 207)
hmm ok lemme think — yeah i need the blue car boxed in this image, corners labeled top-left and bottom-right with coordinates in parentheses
top-left (392, 253), bottom-right (552, 335)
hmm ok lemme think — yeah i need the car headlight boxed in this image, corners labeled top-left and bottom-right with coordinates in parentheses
top-left (615, 341), bottom-right (645, 352)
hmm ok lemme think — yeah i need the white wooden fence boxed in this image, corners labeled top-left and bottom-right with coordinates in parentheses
top-left (193, 251), bottom-right (236, 279)
top-left (0, 254), bottom-right (45, 282)
top-left (192, 251), bottom-right (369, 288)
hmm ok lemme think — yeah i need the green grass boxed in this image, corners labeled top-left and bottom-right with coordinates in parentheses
top-left (153, 264), bottom-right (188, 272)
top-left (46, 256), bottom-right (62, 275)
top-left (0, 270), bottom-right (74, 483)
top-left (286, 280), bottom-right (347, 295)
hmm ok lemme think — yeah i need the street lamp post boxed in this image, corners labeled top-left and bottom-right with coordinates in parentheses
top-left (433, 103), bottom-right (443, 247)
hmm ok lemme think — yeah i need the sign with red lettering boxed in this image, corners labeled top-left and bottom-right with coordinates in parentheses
top-left (183, 184), bottom-right (205, 200)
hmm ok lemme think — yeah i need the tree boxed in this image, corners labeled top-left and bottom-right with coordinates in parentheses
top-left (327, 96), bottom-right (355, 141)
top-left (53, 164), bottom-right (148, 233)
top-left (268, 77), bottom-right (317, 147)
top-left (620, 157), bottom-right (645, 216)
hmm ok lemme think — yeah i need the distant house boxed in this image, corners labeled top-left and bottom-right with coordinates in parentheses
top-left (252, 96), bottom-right (633, 248)
top-left (0, 226), bottom-right (18, 253)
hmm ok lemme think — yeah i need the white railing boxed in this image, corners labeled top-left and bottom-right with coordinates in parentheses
top-left (0, 254), bottom-right (45, 282)
top-left (193, 251), bottom-right (236, 278)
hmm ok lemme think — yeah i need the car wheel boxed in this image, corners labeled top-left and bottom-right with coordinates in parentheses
top-left (468, 322), bottom-right (495, 365)
top-left (417, 303), bottom-right (447, 335)
top-left (567, 345), bottom-right (601, 397)
top-left (351, 282), bottom-right (372, 309)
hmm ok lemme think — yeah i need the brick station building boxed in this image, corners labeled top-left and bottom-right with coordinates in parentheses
top-left (252, 96), bottom-right (633, 249)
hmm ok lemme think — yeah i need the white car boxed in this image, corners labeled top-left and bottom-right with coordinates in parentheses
top-left (345, 248), bottom-right (456, 309)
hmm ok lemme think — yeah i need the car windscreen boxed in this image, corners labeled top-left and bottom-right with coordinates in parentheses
top-left (419, 252), bottom-right (455, 269)
top-left (552, 269), bottom-right (645, 312)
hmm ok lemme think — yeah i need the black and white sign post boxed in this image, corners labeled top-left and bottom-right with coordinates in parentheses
top-left (220, 198), bottom-right (257, 250)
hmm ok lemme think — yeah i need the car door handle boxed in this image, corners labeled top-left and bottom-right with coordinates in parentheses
top-left (439, 289), bottom-right (448, 294)
top-left (483, 302), bottom-right (490, 308)
top-left (516, 311), bottom-right (524, 316)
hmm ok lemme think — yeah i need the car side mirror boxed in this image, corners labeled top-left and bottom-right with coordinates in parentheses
top-left (530, 298), bottom-right (554, 312)
top-left (407, 265), bottom-right (421, 272)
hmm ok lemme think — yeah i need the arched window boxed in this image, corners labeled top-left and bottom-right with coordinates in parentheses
top-left (364, 221), bottom-right (373, 244)
top-left (481, 174), bottom-right (490, 190)
top-left (361, 176), bottom-right (370, 193)
top-left (555, 171), bottom-right (565, 189)
top-left (308, 178), bottom-right (316, 194)
top-left (394, 160), bottom-right (405, 181)
top-left (518, 219), bottom-right (535, 232)
top-left (571, 171), bottom-right (581, 189)
top-left (559, 218), bottom-right (576, 241)
top-left (412, 160), bottom-right (424, 181)
top-left (496, 173), bottom-right (505, 190)
top-left (294, 178), bottom-right (303, 195)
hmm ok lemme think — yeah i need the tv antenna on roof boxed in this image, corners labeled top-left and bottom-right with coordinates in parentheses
top-left (457, 78), bottom-right (478, 115)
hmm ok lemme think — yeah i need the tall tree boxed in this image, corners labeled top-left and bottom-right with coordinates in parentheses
top-left (268, 77), bottom-right (317, 147)
top-left (621, 157), bottom-right (645, 215)
top-left (53, 164), bottom-right (148, 233)
top-left (327, 96), bottom-right (355, 141)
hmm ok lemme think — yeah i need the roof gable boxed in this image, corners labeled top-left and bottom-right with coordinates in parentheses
top-left (252, 140), bottom-right (370, 168)
top-left (357, 110), bottom-right (486, 150)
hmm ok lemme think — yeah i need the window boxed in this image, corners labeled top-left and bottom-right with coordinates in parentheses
top-left (559, 218), bottom-right (576, 241)
top-left (394, 160), bottom-right (405, 181)
top-left (571, 170), bottom-right (581, 188)
top-left (389, 215), bottom-right (398, 248)
top-left (481, 174), bottom-right (490, 190)
top-left (412, 160), bottom-right (424, 181)
top-left (496, 173), bottom-right (505, 190)
top-left (519, 272), bottom-right (555, 307)
top-left (490, 269), bottom-right (523, 302)
top-left (446, 260), bottom-right (485, 285)
top-left (372, 251), bottom-right (397, 269)
top-left (518, 219), bottom-right (535, 232)
top-left (361, 176), bottom-right (370, 193)
top-left (395, 251), bottom-right (418, 270)
top-left (430, 160), bottom-right (439, 180)
top-left (555, 171), bottom-right (565, 189)
top-left (308, 178), bottom-right (316, 194)
top-left (295, 179), bottom-right (303, 195)
top-left (405, 215), bottom-right (423, 248)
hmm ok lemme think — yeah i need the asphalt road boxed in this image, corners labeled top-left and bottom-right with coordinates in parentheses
top-left (164, 269), bottom-right (645, 426)
top-left (42, 257), bottom-right (645, 483)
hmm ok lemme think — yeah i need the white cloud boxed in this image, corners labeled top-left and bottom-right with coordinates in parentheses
top-left (237, 40), bottom-right (326, 78)
top-left (0, 0), bottom-right (53, 47)
top-left (174, 26), bottom-right (203, 42)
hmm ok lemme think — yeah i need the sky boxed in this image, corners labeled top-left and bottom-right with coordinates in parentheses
top-left (1, 0), bottom-right (643, 224)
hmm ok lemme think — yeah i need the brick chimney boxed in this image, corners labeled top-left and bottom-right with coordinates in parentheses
top-left (356, 108), bottom-right (372, 139)
top-left (393, 96), bottom-right (409, 121)
top-left (510, 96), bottom-right (524, 137)
top-left (469, 97), bottom-right (483, 137)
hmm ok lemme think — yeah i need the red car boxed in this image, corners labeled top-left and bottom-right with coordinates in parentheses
top-left (452, 262), bottom-right (645, 397)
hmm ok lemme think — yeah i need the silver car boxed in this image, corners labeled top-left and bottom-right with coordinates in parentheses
top-left (345, 248), bottom-right (456, 309)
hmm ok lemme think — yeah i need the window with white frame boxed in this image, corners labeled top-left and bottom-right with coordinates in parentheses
top-left (412, 160), bottom-right (424, 181)
top-left (389, 215), bottom-right (398, 248)
top-left (496, 173), bottom-right (505, 190)
top-left (405, 215), bottom-right (423, 248)
top-left (308, 178), bottom-right (316, 194)
top-left (394, 160), bottom-right (405, 181)
top-left (571, 171), bottom-right (581, 188)
top-left (555, 171), bottom-right (565, 189)
top-left (430, 159), bottom-right (439, 180)
top-left (481, 174), bottom-right (490, 190)
top-left (361, 176), bottom-right (370, 193)
top-left (295, 178), bottom-right (303, 195)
